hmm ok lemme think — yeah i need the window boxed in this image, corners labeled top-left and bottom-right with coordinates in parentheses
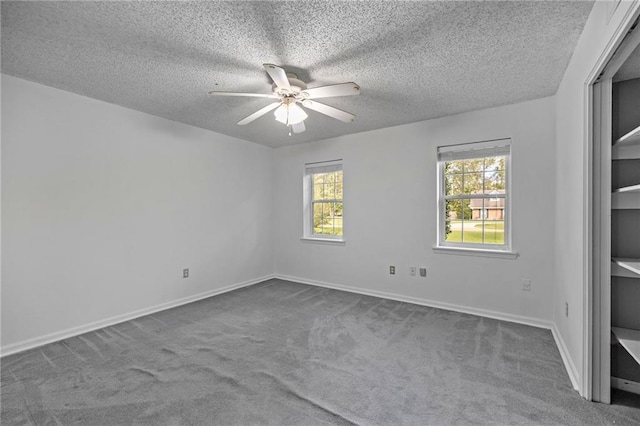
top-left (303, 160), bottom-right (343, 241)
top-left (437, 139), bottom-right (511, 252)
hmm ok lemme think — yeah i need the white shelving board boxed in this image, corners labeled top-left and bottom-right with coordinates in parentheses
top-left (612, 327), bottom-right (640, 365)
top-left (612, 191), bottom-right (640, 209)
top-left (612, 260), bottom-right (640, 278)
top-left (612, 143), bottom-right (640, 160)
top-left (614, 125), bottom-right (640, 147)
top-left (613, 125), bottom-right (640, 160)
top-left (612, 376), bottom-right (640, 395)
top-left (613, 183), bottom-right (640, 194)
top-left (612, 258), bottom-right (640, 277)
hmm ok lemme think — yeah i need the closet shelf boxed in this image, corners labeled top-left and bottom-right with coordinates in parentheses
top-left (612, 191), bottom-right (640, 209)
top-left (614, 125), bottom-right (640, 146)
top-left (612, 258), bottom-right (640, 277)
top-left (612, 148), bottom-right (640, 160)
top-left (612, 327), bottom-right (640, 365)
top-left (613, 183), bottom-right (640, 194)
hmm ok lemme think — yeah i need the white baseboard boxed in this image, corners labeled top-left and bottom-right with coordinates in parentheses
top-left (277, 274), bottom-right (584, 388)
top-left (275, 274), bottom-right (553, 330)
top-left (549, 324), bottom-right (580, 392)
top-left (1, 274), bottom-right (275, 358)
top-left (4, 273), bottom-right (580, 394)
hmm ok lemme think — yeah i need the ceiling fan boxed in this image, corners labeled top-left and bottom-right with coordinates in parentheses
top-left (209, 64), bottom-right (360, 135)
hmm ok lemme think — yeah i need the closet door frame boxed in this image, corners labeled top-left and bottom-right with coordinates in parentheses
top-left (589, 12), bottom-right (640, 403)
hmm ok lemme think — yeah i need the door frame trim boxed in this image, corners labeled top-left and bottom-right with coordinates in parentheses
top-left (585, 5), bottom-right (640, 401)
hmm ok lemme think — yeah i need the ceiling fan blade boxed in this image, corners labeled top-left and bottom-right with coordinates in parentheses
top-left (301, 100), bottom-right (355, 123)
top-left (237, 102), bottom-right (281, 126)
top-left (291, 121), bottom-right (306, 134)
top-left (302, 82), bottom-right (360, 99)
top-left (209, 91), bottom-right (278, 99)
top-left (263, 63), bottom-right (291, 90)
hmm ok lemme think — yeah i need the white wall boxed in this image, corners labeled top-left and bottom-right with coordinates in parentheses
top-left (554, 0), bottom-right (640, 395)
top-left (1, 75), bottom-right (274, 352)
top-left (273, 97), bottom-right (556, 326)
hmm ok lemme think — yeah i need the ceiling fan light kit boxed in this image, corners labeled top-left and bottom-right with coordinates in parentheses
top-left (209, 64), bottom-right (360, 135)
top-left (274, 101), bottom-right (308, 126)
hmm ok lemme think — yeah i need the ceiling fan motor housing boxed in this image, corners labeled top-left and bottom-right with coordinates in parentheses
top-left (273, 75), bottom-right (308, 102)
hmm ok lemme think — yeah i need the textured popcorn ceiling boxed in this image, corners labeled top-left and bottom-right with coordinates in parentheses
top-left (1, 1), bottom-right (594, 148)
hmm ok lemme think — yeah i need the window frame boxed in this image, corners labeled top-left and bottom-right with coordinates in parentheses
top-left (302, 159), bottom-right (345, 243)
top-left (435, 139), bottom-right (514, 255)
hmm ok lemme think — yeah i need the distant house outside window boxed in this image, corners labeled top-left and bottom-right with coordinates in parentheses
top-left (303, 160), bottom-right (344, 242)
top-left (437, 139), bottom-right (511, 252)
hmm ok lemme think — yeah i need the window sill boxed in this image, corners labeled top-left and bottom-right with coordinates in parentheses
top-left (301, 237), bottom-right (345, 245)
top-left (432, 246), bottom-right (518, 259)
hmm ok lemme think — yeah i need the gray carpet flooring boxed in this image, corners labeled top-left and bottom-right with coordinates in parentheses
top-left (2, 279), bottom-right (640, 425)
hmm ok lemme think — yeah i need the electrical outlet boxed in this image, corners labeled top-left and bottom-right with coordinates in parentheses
top-left (183, 268), bottom-right (189, 278)
top-left (410, 266), bottom-right (416, 276)
top-left (390, 265), bottom-right (396, 275)
top-left (419, 268), bottom-right (427, 277)
top-left (522, 279), bottom-right (531, 291)
top-left (565, 302), bottom-right (569, 317)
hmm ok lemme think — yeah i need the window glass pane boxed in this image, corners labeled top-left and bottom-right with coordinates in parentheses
top-left (461, 198), bottom-right (472, 220)
top-left (462, 218), bottom-right (484, 244)
top-left (461, 197), bottom-right (479, 243)
top-left (463, 158), bottom-right (484, 173)
top-left (463, 172), bottom-right (483, 194)
top-left (323, 183), bottom-right (331, 200)
top-left (445, 173), bottom-right (463, 196)
top-left (313, 173), bottom-right (325, 200)
top-left (480, 220), bottom-right (505, 245)
top-left (324, 202), bottom-right (332, 235)
top-left (334, 201), bottom-right (343, 218)
top-left (445, 199), bottom-right (461, 222)
top-left (445, 198), bottom-right (469, 242)
top-left (323, 202), bottom-right (332, 234)
top-left (484, 194), bottom-right (504, 222)
top-left (445, 159), bottom-right (464, 174)
top-left (313, 202), bottom-right (325, 234)
top-left (332, 202), bottom-right (343, 236)
top-left (469, 197), bottom-right (484, 221)
top-left (484, 156), bottom-right (505, 172)
top-left (329, 208), bottom-right (335, 235)
top-left (444, 220), bottom-right (461, 242)
top-left (457, 199), bottom-right (472, 243)
top-left (484, 170), bottom-right (505, 191)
